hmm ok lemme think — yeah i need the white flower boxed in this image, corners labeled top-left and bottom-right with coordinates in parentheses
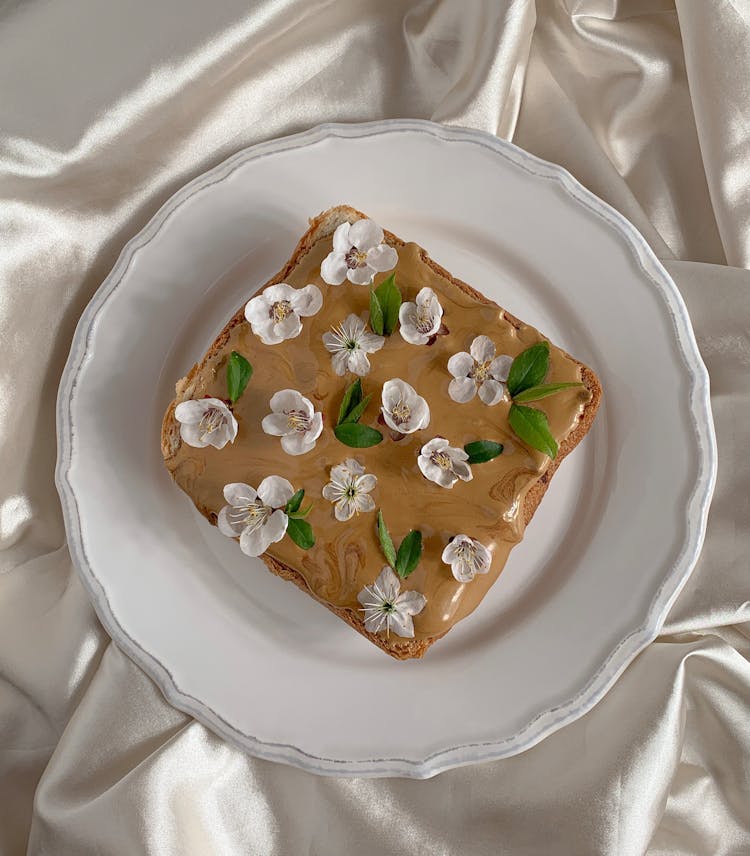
top-left (245, 282), bottom-right (322, 345)
top-left (322, 313), bottom-right (385, 376)
top-left (321, 459), bottom-right (377, 521)
top-left (399, 287), bottom-right (444, 345)
top-left (174, 398), bottom-right (238, 449)
top-left (381, 378), bottom-right (430, 435)
top-left (447, 336), bottom-right (513, 406)
top-left (418, 438), bottom-right (473, 488)
top-left (320, 219), bottom-right (398, 286)
top-left (357, 566), bottom-right (427, 638)
top-left (217, 476), bottom-right (294, 557)
top-left (441, 534), bottom-right (492, 583)
top-left (261, 389), bottom-right (323, 455)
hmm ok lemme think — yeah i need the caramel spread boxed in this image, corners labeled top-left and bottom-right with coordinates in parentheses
top-left (166, 240), bottom-right (590, 640)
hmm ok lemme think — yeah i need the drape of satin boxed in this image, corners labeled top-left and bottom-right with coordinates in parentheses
top-left (1, 0), bottom-right (748, 853)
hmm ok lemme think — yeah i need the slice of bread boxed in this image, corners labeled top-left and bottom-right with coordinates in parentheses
top-left (162, 205), bottom-right (601, 659)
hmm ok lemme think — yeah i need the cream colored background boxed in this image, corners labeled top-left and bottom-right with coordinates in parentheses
top-left (1, 1), bottom-right (749, 853)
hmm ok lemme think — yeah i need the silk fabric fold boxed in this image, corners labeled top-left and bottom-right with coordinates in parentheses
top-left (1, 1), bottom-right (748, 853)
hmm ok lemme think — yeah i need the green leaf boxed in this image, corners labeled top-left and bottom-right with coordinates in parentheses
top-left (288, 503), bottom-right (313, 520)
top-left (337, 379), bottom-right (363, 426)
top-left (512, 382), bottom-right (584, 403)
top-left (334, 423), bottom-right (383, 448)
top-left (369, 288), bottom-right (385, 336)
top-left (395, 530), bottom-right (422, 579)
top-left (373, 273), bottom-right (401, 335)
top-left (286, 517), bottom-right (315, 550)
top-left (284, 489), bottom-right (305, 514)
top-left (226, 351), bottom-right (253, 403)
top-left (507, 342), bottom-right (549, 397)
top-left (377, 510), bottom-right (397, 569)
top-left (464, 440), bottom-right (504, 464)
top-left (341, 393), bottom-right (372, 425)
top-left (508, 404), bottom-right (558, 459)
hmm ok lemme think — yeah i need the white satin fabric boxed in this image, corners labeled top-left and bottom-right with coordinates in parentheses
top-left (1, 1), bottom-right (749, 853)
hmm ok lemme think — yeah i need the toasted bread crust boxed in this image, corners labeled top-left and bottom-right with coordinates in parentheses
top-left (162, 205), bottom-right (601, 659)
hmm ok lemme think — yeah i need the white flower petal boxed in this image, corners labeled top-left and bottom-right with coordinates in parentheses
top-left (346, 349), bottom-right (371, 376)
top-left (307, 412), bottom-right (324, 442)
top-left (269, 388), bottom-right (308, 415)
top-left (239, 523), bottom-right (271, 557)
top-left (223, 482), bottom-right (257, 506)
top-left (355, 493), bottom-right (376, 514)
top-left (174, 399), bottom-right (210, 424)
top-left (273, 313), bottom-right (302, 342)
top-left (343, 458), bottom-right (364, 475)
top-left (473, 541), bottom-right (492, 574)
top-left (418, 456), bottom-right (448, 485)
top-left (244, 293), bottom-right (271, 326)
top-left (253, 318), bottom-right (284, 345)
top-left (441, 539), bottom-right (462, 565)
top-left (447, 352), bottom-right (474, 379)
top-left (449, 377), bottom-right (477, 403)
top-left (374, 566), bottom-right (401, 602)
top-left (261, 412), bottom-right (291, 436)
top-left (399, 325), bottom-right (429, 346)
top-left (490, 354), bottom-right (513, 382)
top-left (257, 476), bottom-right (294, 508)
top-left (355, 473), bottom-right (377, 493)
top-left (281, 432), bottom-right (317, 456)
top-left (451, 561), bottom-right (475, 583)
top-left (332, 221), bottom-right (352, 253)
top-left (217, 505), bottom-right (244, 537)
top-left (348, 218), bottom-right (383, 252)
top-left (347, 265), bottom-right (376, 285)
top-left (365, 243), bottom-right (398, 272)
top-left (321, 483), bottom-right (343, 502)
top-left (334, 499), bottom-right (355, 521)
top-left (290, 284), bottom-right (323, 316)
top-left (358, 331), bottom-right (386, 353)
top-left (263, 509), bottom-right (289, 546)
top-left (329, 462), bottom-right (353, 485)
top-left (320, 252), bottom-right (348, 285)
top-left (362, 611), bottom-right (387, 635)
top-left (395, 590), bottom-right (427, 616)
top-left (421, 437), bottom-right (449, 455)
top-left (402, 397), bottom-right (429, 432)
top-left (263, 283), bottom-right (295, 304)
top-left (478, 379), bottom-right (504, 406)
top-left (381, 378), bottom-right (408, 411)
top-left (388, 610), bottom-right (415, 638)
top-left (179, 423), bottom-right (210, 448)
top-left (331, 350), bottom-right (350, 376)
top-left (470, 335), bottom-right (496, 363)
top-left (453, 460), bottom-right (473, 482)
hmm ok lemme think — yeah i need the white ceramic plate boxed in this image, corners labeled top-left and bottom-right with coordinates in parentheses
top-left (56, 120), bottom-right (716, 778)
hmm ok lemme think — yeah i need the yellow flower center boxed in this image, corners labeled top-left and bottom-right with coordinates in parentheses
top-left (270, 300), bottom-right (293, 323)
top-left (471, 360), bottom-right (492, 383)
top-left (286, 409), bottom-right (311, 433)
top-left (431, 451), bottom-right (453, 469)
top-left (391, 400), bottom-right (411, 424)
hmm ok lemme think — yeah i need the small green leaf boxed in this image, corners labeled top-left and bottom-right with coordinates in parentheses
top-left (334, 423), bottom-right (383, 448)
top-left (395, 530), bottom-right (422, 579)
top-left (337, 379), bottom-right (363, 426)
top-left (369, 289), bottom-right (385, 336)
top-left (508, 404), bottom-right (558, 459)
top-left (284, 489), bottom-right (305, 514)
top-left (512, 382), bottom-right (584, 403)
top-left (286, 517), bottom-right (315, 550)
top-left (377, 510), bottom-right (397, 569)
top-left (288, 503), bottom-right (313, 520)
top-left (374, 273), bottom-right (402, 335)
top-left (464, 440), bottom-right (504, 464)
top-left (341, 393), bottom-right (372, 425)
top-left (507, 342), bottom-right (549, 397)
top-left (226, 351), bottom-right (253, 403)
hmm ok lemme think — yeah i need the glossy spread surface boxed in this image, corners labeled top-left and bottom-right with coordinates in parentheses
top-left (165, 238), bottom-right (590, 640)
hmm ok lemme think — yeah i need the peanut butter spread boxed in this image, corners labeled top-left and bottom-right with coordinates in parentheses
top-left (165, 239), bottom-right (591, 640)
